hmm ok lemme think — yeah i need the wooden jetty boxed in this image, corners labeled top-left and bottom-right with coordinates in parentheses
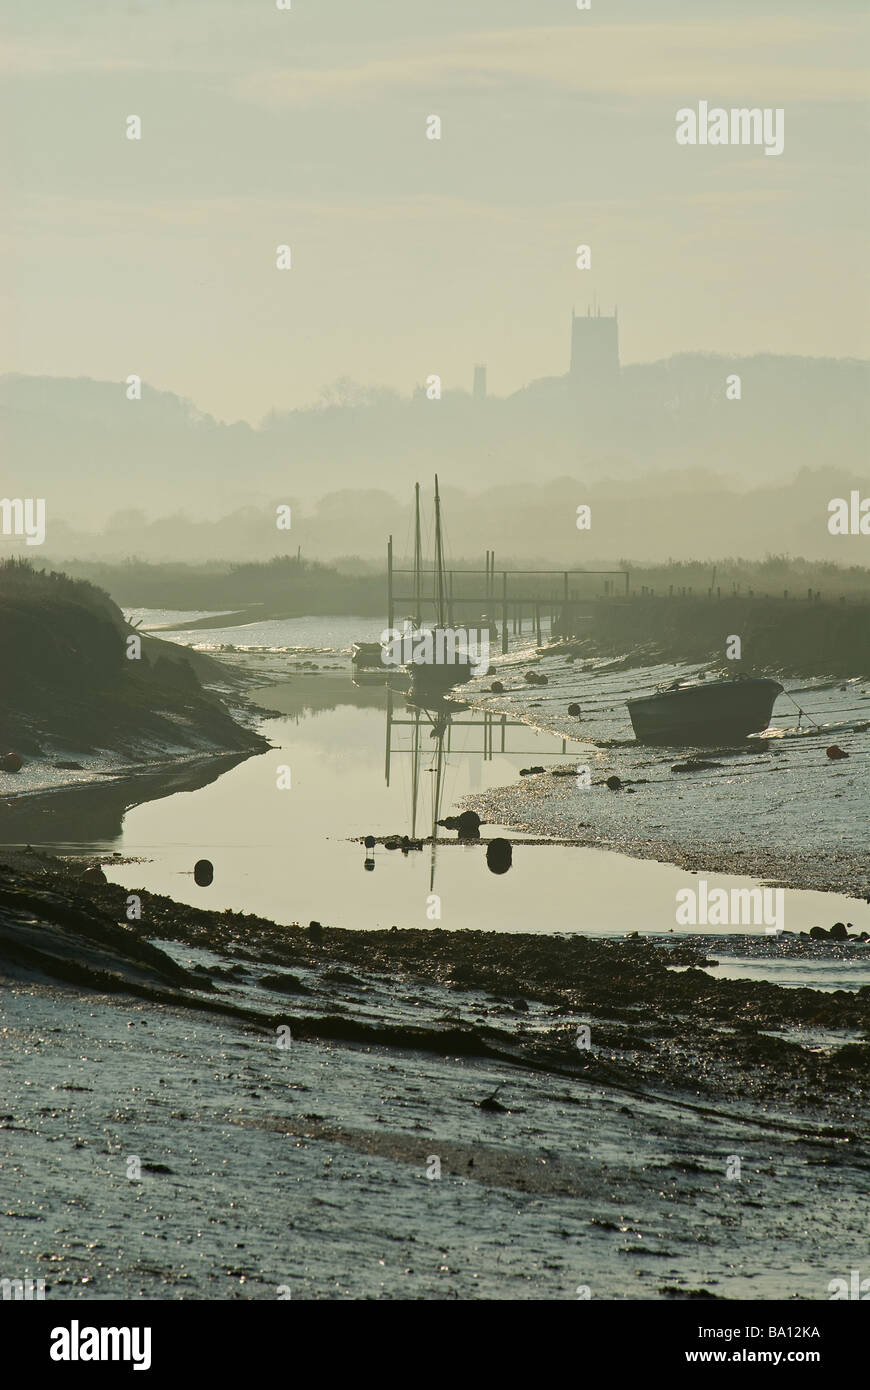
top-left (387, 535), bottom-right (631, 654)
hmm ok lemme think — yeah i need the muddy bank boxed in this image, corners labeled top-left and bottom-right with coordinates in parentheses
top-left (2, 857), bottom-right (867, 1301)
top-left (2, 857), bottom-right (867, 1113)
top-left (7, 973), bottom-right (866, 1301)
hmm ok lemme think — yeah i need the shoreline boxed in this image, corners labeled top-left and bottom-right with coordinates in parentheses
top-left (457, 810), bottom-right (870, 902)
top-left (0, 746), bottom-right (267, 809)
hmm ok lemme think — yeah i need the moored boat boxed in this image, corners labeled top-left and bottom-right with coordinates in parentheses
top-left (403, 476), bottom-right (475, 701)
top-left (351, 640), bottom-right (387, 670)
top-left (351, 639), bottom-right (410, 687)
top-left (627, 675), bottom-right (783, 745)
top-left (408, 656), bottom-right (472, 700)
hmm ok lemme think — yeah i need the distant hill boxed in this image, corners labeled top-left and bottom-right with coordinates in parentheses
top-left (33, 468), bottom-right (870, 567)
top-left (2, 352), bottom-right (867, 531)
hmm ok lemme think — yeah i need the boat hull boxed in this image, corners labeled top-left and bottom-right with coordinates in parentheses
top-left (408, 661), bottom-right (472, 699)
top-left (351, 640), bottom-right (401, 683)
top-left (627, 678), bottom-right (783, 745)
top-left (351, 641), bottom-right (387, 667)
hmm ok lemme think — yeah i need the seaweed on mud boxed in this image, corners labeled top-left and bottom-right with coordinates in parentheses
top-left (1, 856), bottom-right (867, 1126)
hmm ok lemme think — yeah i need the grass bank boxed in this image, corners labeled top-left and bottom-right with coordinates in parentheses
top-left (555, 594), bottom-right (870, 678)
top-left (0, 558), bottom-right (267, 763)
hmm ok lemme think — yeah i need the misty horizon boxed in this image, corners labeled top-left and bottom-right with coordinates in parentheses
top-left (4, 334), bottom-right (870, 430)
top-left (3, 1), bottom-right (869, 421)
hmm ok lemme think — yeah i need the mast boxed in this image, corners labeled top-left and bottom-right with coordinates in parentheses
top-left (433, 474), bottom-right (446, 628)
top-left (410, 708), bottom-right (421, 839)
top-left (384, 682), bottom-right (393, 786)
top-left (414, 482), bottom-right (422, 626)
top-left (430, 720), bottom-right (445, 893)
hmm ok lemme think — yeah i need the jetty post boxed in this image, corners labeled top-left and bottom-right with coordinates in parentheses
top-left (501, 571), bottom-right (508, 654)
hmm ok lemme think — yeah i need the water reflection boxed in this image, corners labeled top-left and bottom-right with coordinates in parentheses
top-left (0, 752), bottom-right (252, 849)
top-left (384, 687), bottom-right (570, 889)
top-left (486, 839), bottom-right (513, 875)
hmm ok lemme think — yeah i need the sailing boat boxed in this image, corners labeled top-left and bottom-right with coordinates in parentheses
top-left (406, 476), bottom-right (473, 704)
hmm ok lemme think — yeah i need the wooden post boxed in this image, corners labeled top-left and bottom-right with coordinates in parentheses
top-left (502, 572), bottom-right (508, 653)
top-left (387, 535), bottom-right (393, 631)
top-left (536, 604), bottom-right (542, 645)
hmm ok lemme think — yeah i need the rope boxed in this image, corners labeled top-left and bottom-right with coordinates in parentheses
top-left (781, 690), bottom-right (822, 730)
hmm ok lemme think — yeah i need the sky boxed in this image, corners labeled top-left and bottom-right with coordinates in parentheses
top-left (1, 0), bottom-right (868, 423)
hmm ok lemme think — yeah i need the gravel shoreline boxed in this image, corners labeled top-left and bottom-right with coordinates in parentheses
top-left (455, 650), bottom-right (870, 901)
top-left (460, 795), bottom-right (870, 900)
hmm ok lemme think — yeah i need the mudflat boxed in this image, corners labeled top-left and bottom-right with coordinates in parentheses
top-left (1, 857), bottom-right (867, 1299)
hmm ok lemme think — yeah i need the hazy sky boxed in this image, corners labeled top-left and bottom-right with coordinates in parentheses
top-left (2, 0), bottom-right (867, 422)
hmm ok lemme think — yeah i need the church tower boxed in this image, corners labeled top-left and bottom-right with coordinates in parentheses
top-left (570, 305), bottom-right (620, 388)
